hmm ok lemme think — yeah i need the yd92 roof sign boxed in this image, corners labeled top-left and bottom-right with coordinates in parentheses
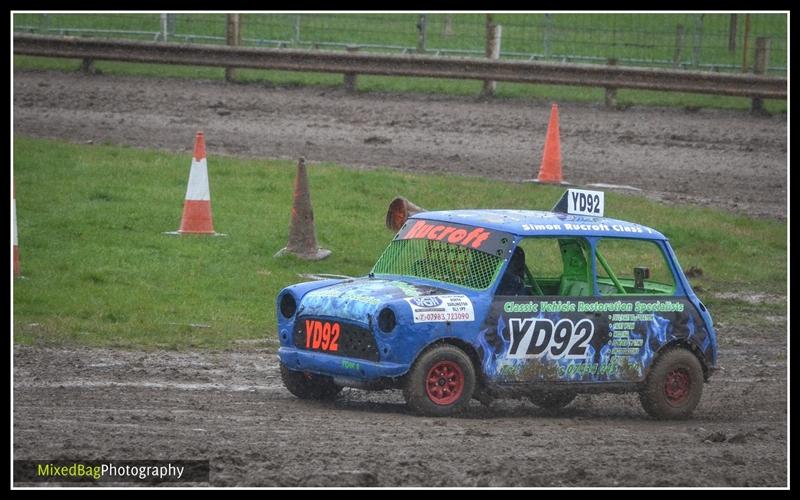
top-left (552, 189), bottom-right (605, 217)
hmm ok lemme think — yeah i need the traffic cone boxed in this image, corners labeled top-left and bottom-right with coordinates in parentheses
top-left (13, 183), bottom-right (20, 277)
top-left (533, 103), bottom-right (568, 184)
top-left (165, 132), bottom-right (224, 236)
top-left (274, 158), bottom-right (331, 260)
top-left (386, 197), bottom-right (425, 232)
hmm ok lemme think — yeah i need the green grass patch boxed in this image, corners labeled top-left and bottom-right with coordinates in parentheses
top-left (13, 137), bottom-right (786, 349)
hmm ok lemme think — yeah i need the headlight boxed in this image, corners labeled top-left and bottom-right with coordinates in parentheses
top-left (279, 293), bottom-right (297, 319)
top-left (378, 307), bottom-right (396, 333)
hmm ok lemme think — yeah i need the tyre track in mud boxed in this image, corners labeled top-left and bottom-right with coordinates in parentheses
top-left (13, 69), bottom-right (786, 219)
top-left (14, 319), bottom-right (786, 487)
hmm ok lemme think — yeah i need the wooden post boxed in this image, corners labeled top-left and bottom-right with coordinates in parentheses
top-left (167, 14), bottom-right (176, 39)
top-left (482, 21), bottom-right (502, 97)
top-left (672, 24), bottom-right (685, 68)
top-left (543, 14), bottom-right (554, 60)
top-left (728, 14), bottom-right (737, 52)
top-left (741, 13), bottom-right (751, 72)
top-left (751, 37), bottom-right (771, 114)
top-left (343, 45), bottom-right (359, 93)
top-left (482, 14), bottom-right (493, 94)
top-left (416, 14), bottom-right (427, 54)
top-left (604, 58), bottom-right (618, 109)
top-left (159, 14), bottom-right (177, 42)
top-left (293, 14), bottom-right (301, 47)
top-left (80, 58), bottom-right (96, 74)
top-left (160, 13), bottom-right (168, 41)
top-left (442, 14), bottom-right (454, 36)
top-left (691, 14), bottom-right (704, 68)
top-left (225, 14), bottom-right (241, 82)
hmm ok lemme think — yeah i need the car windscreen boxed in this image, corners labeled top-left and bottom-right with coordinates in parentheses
top-left (371, 219), bottom-right (514, 290)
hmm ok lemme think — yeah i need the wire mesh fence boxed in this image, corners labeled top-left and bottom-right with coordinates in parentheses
top-left (13, 13), bottom-right (787, 75)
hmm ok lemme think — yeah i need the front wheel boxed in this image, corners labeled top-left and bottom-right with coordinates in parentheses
top-left (280, 363), bottom-right (342, 401)
top-left (403, 345), bottom-right (476, 416)
top-left (639, 347), bottom-right (704, 419)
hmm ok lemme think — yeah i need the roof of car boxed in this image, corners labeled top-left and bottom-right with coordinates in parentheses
top-left (410, 209), bottom-right (667, 241)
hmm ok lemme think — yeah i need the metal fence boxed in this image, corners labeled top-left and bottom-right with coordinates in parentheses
top-left (13, 13), bottom-right (787, 75)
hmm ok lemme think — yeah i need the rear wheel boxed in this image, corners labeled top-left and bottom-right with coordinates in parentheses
top-left (528, 391), bottom-right (577, 411)
top-left (639, 347), bottom-right (704, 419)
top-left (403, 345), bottom-right (476, 416)
top-left (280, 363), bottom-right (342, 401)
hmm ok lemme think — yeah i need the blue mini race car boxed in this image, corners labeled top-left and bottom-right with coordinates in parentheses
top-left (276, 189), bottom-right (717, 418)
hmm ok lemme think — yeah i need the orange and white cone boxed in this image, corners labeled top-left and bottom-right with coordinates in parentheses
top-left (274, 157), bottom-right (331, 260)
top-left (532, 103), bottom-right (569, 185)
top-left (13, 183), bottom-right (20, 277)
top-left (166, 132), bottom-right (224, 236)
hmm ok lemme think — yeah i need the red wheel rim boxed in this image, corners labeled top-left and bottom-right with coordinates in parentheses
top-left (425, 361), bottom-right (464, 406)
top-left (664, 368), bottom-right (691, 406)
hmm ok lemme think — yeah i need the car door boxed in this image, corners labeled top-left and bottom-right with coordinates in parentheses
top-left (478, 236), bottom-right (605, 385)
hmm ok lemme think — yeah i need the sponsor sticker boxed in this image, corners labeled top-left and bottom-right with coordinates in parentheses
top-left (395, 219), bottom-right (515, 257)
top-left (406, 295), bottom-right (475, 323)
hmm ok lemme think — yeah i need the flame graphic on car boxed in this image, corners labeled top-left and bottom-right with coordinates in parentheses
top-left (686, 314), bottom-right (696, 340)
top-left (650, 314), bottom-right (671, 344)
top-left (639, 330), bottom-right (654, 378)
top-left (478, 327), bottom-right (497, 377)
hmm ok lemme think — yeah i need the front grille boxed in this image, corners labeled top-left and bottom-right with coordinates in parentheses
top-left (293, 317), bottom-right (380, 362)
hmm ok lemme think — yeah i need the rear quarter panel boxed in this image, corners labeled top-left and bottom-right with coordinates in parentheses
top-left (478, 295), bottom-right (715, 384)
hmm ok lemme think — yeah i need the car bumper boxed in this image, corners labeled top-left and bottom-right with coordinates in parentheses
top-left (278, 347), bottom-right (409, 381)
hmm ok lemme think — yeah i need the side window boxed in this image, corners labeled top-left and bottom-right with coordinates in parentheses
top-left (595, 239), bottom-right (675, 295)
top-left (510, 237), bottom-right (591, 296)
top-left (516, 238), bottom-right (563, 279)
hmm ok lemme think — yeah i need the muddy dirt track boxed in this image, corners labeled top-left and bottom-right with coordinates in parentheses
top-left (13, 69), bottom-right (787, 487)
top-left (14, 311), bottom-right (787, 487)
top-left (13, 69), bottom-right (787, 219)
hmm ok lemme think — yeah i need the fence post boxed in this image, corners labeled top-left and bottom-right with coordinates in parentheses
top-left (751, 37), bottom-right (771, 114)
top-left (728, 14), bottom-right (737, 52)
top-left (604, 58), bottom-right (618, 109)
top-left (167, 14), bottom-right (176, 39)
top-left (159, 14), bottom-right (176, 41)
top-left (161, 14), bottom-right (168, 41)
top-left (416, 14), bottom-right (428, 54)
top-left (672, 24), bottom-right (685, 68)
top-left (80, 57), bottom-right (96, 74)
top-left (691, 14), bottom-right (704, 68)
top-left (482, 21), bottom-right (502, 97)
top-left (343, 45), bottom-right (359, 93)
top-left (293, 14), bottom-right (301, 47)
top-left (741, 14), bottom-right (751, 72)
top-left (72, 13), bottom-right (96, 73)
top-left (225, 14), bottom-right (241, 82)
top-left (442, 14), bottom-right (454, 36)
top-left (543, 14), bottom-right (554, 60)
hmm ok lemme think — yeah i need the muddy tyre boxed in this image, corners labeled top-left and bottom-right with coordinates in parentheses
top-left (528, 391), bottom-right (577, 411)
top-left (403, 345), bottom-right (476, 417)
top-left (639, 347), bottom-right (704, 420)
top-left (280, 363), bottom-right (342, 401)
